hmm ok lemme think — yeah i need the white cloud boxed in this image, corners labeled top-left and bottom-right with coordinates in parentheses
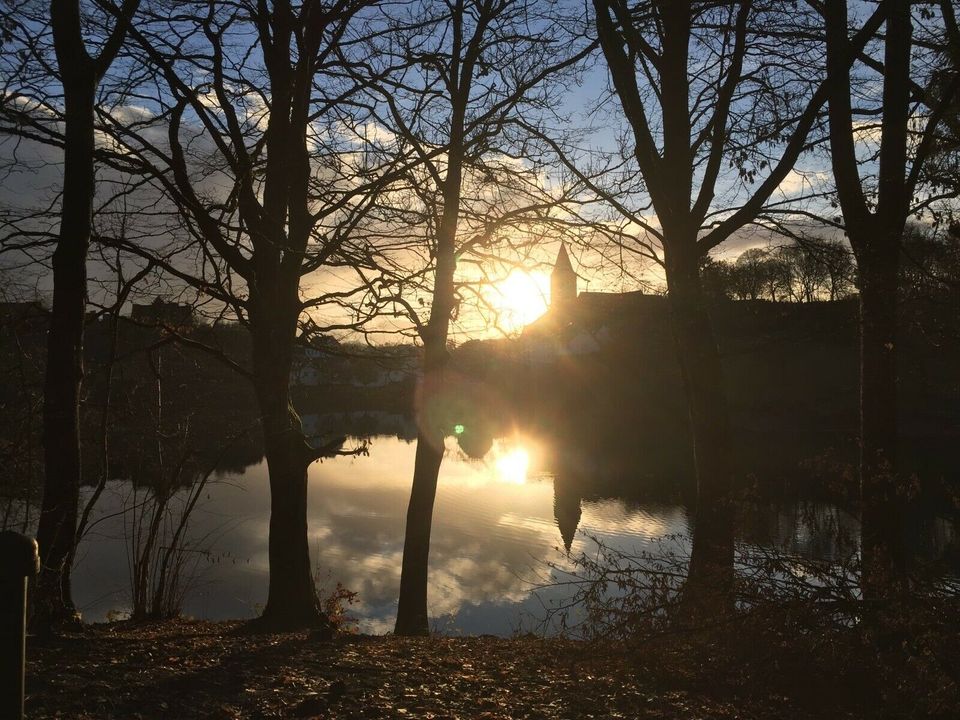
top-left (776, 169), bottom-right (830, 197)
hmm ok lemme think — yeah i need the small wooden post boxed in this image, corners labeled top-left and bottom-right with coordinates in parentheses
top-left (0, 532), bottom-right (39, 720)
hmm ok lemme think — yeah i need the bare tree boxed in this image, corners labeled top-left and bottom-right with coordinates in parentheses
top-left (817, 238), bottom-right (856, 301)
top-left (823, 0), bottom-right (960, 601)
top-left (589, 0), bottom-right (888, 613)
top-left (92, 0), bottom-right (406, 630)
top-left (775, 242), bottom-right (829, 302)
top-left (708, 239), bottom-right (853, 302)
top-left (732, 248), bottom-right (774, 301)
top-left (339, 0), bottom-right (592, 635)
top-left (2, 0), bottom-right (142, 629)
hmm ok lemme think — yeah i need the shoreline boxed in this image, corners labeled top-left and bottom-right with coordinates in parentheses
top-left (26, 618), bottom-right (882, 719)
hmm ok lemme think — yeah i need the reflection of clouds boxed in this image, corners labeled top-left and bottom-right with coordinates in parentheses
top-left (429, 557), bottom-right (531, 619)
top-left (65, 431), bottom-right (956, 632)
top-left (310, 526), bottom-right (333, 542)
top-left (497, 512), bottom-right (562, 539)
top-left (579, 499), bottom-right (685, 541)
top-left (171, 437), bottom-right (559, 631)
top-left (71, 437), bottom-right (690, 634)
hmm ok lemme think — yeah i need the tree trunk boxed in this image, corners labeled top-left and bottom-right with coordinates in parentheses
top-left (34, 59), bottom-right (96, 629)
top-left (394, 177), bottom-right (460, 635)
top-left (394, 363), bottom-right (446, 636)
top-left (394, 103), bottom-right (463, 634)
top-left (856, 245), bottom-right (905, 602)
top-left (249, 314), bottom-right (327, 631)
top-left (665, 247), bottom-right (735, 615)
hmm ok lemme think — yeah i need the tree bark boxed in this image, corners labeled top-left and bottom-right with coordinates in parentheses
top-left (34, 44), bottom-right (96, 628)
top-left (856, 242), bottom-right (905, 601)
top-left (825, 0), bottom-right (914, 605)
top-left (393, 355), bottom-right (446, 636)
top-left (395, 153), bottom-right (462, 635)
top-left (249, 304), bottom-right (327, 630)
top-left (394, 253), bottom-right (458, 636)
top-left (664, 244), bottom-right (736, 614)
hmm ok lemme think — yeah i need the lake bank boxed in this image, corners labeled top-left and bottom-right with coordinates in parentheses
top-left (23, 619), bottom-right (890, 720)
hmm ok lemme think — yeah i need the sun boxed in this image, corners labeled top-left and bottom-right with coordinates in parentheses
top-left (490, 269), bottom-right (550, 332)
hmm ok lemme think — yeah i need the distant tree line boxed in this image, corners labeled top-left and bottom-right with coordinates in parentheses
top-left (700, 224), bottom-right (960, 306)
top-left (701, 238), bottom-right (856, 303)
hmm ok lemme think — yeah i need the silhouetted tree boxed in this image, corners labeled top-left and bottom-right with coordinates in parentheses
top-left (731, 248), bottom-right (774, 301)
top-left (343, 0), bottom-right (591, 636)
top-left (817, 238), bottom-right (856, 301)
top-left (101, 0), bottom-right (394, 630)
top-left (591, 0), bottom-right (884, 614)
top-left (777, 242), bottom-right (830, 302)
top-left (923, 2), bottom-right (960, 192)
top-left (699, 255), bottom-right (734, 300)
top-left (14, 0), bottom-right (141, 629)
top-left (824, 0), bottom-right (960, 601)
top-left (900, 222), bottom-right (960, 303)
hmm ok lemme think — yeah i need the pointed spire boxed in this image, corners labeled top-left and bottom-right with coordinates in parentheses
top-left (551, 242), bottom-right (577, 311)
top-left (554, 242), bottom-right (574, 275)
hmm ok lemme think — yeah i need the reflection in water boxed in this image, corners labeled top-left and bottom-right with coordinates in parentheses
top-left (494, 446), bottom-right (531, 485)
top-left (55, 413), bottom-right (957, 635)
top-left (70, 432), bottom-right (585, 633)
top-left (553, 474), bottom-right (581, 552)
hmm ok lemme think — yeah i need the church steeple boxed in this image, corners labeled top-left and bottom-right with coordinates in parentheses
top-left (550, 242), bottom-right (577, 312)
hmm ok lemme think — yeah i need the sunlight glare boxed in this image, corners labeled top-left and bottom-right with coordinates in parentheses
top-left (492, 270), bottom-right (549, 332)
top-left (495, 447), bottom-right (530, 485)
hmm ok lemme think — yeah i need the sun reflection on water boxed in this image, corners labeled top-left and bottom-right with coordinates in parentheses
top-left (494, 447), bottom-right (531, 484)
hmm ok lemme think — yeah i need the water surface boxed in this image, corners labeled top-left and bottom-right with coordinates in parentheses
top-left (66, 416), bottom-right (899, 635)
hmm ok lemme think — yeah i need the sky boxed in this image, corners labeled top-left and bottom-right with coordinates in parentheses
top-left (0, 0), bottom-right (954, 342)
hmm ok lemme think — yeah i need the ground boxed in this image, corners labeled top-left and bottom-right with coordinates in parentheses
top-left (25, 620), bottom-right (868, 719)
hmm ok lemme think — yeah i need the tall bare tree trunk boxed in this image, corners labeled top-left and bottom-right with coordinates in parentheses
top-left (825, 0), bottom-right (916, 604)
top-left (393, 353), bottom-right (447, 636)
top-left (33, 0), bottom-right (139, 631)
top-left (250, 297), bottom-right (327, 630)
top-left (395, 174), bottom-right (461, 636)
top-left (665, 244), bottom-right (735, 613)
top-left (856, 240), bottom-right (905, 601)
top-left (35, 8), bottom-right (96, 625)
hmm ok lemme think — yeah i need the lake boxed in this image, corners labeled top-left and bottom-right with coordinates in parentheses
top-left (55, 410), bottom-right (939, 636)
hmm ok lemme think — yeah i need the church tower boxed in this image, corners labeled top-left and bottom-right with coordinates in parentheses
top-left (550, 242), bottom-right (577, 313)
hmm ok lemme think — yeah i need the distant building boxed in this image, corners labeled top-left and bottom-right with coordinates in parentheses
top-left (131, 298), bottom-right (196, 329)
top-left (550, 242), bottom-right (578, 314)
top-left (520, 245), bottom-right (666, 362)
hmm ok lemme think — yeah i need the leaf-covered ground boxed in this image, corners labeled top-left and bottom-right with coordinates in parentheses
top-left (26, 620), bottom-right (869, 719)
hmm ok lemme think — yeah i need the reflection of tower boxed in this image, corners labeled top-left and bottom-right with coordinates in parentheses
top-left (553, 474), bottom-right (582, 552)
top-left (550, 243), bottom-right (577, 314)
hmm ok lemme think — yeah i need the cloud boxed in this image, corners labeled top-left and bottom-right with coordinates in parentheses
top-left (851, 119), bottom-right (883, 146)
top-left (775, 169), bottom-right (830, 197)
